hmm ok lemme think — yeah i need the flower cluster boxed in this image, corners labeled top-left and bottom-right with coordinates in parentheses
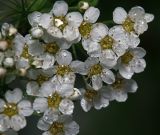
top-left (0, 1), bottom-right (154, 135)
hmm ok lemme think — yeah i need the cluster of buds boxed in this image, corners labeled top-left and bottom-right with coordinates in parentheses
top-left (0, 1), bottom-right (154, 135)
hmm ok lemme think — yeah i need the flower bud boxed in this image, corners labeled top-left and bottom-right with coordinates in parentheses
top-left (79, 1), bottom-right (89, 12)
top-left (0, 40), bottom-right (8, 51)
top-left (31, 27), bottom-right (44, 38)
top-left (3, 57), bottom-right (14, 68)
top-left (0, 67), bottom-right (6, 77)
top-left (9, 26), bottom-right (17, 36)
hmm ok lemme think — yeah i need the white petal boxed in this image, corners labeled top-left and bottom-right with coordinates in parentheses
top-left (0, 99), bottom-right (5, 112)
top-left (59, 83), bottom-right (74, 97)
top-left (47, 26), bottom-right (63, 38)
top-left (114, 92), bottom-right (128, 102)
top-left (0, 114), bottom-right (10, 132)
top-left (66, 12), bottom-right (83, 27)
top-left (26, 81), bottom-right (40, 96)
top-left (39, 54), bottom-right (55, 70)
top-left (112, 43), bottom-right (128, 57)
top-left (132, 47), bottom-right (146, 58)
top-left (70, 60), bottom-right (87, 75)
top-left (94, 96), bottom-right (109, 110)
top-left (52, 1), bottom-right (68, 16)
top-left (56, 73), bottom-right (75, 85)
top-left (5, 88), bottom-right (23, 104)
top-left (37, 118), bottom-right (50, 131)
top-left (90, 23), bottom-right (108, 42)
top-left (56, 50), bottom-right (72, 65)
top-left (40, 81), bottom-right (56, 97)
top-left (113, 7), bottom-right (127, 24)
top-left (13, 34), bottom-right (25, 56)
top-left (125, 79), bottom-right (138, 93)
top-left (80, 98), bottom-right (92, 112)
top-left (92, 75), bottom-right (103, 90)
top-left (28, 11), bottom-right (41, 27)
top-left (63, 26), bottom-right (80, 42)
top-left (144, 13), bottom-right (154, 23)
top-left (128, 6), bottom-right (145, 21)
top-left (85, 57), bottom-right (99, 69)
top-left (43, 109), bottom-right (59, 124)
top-left (10, 115), bottom-right (26, 131)
top-left (99, 50), bottom-right (117, 68)
top-left (64, 121), bottom-right (79, 135)
top-left (101, 68), bottom-right (115, 84)
top-left (28, 41), bottom-right (44, 56)
top-left (132, 58), bottom-right (146, 73)
top-left (18, 100), bottom-right (33, 116)
top-left (87, 41), bottom-right (101, 57)
top-left (84, 7), bottom-right (100, 23)
top-left (15, 58), bottom-right (30, 69)
top-left (119, 65), bottom-right (134, 79)
top-left (134, 19), bottom-right (148, 35)
top-left (59, 99), bottom-right (74, 115)
top-left (39, 13), bottom-right (53, 29)
top-left (127, 32), bottom-right (140, 48)
top-left (33, 98), bottom-right (48, 113)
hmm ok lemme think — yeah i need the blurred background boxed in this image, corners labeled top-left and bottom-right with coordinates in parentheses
top-left (0, 0), bottom-right (160, 135)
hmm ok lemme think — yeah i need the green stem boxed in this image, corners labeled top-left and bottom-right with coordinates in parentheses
top-left (71, 45), bottom-right (78, 59)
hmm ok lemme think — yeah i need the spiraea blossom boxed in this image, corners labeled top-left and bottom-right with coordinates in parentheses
top-left (0, 0), bottom-right (154, 134)
top-left (0, 88), bottom-right (33, 132)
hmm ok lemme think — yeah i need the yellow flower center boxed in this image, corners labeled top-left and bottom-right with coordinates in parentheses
top-left (79, 21), bottom-right (92, 38)
top-left (56, 65), bottom-right (72, 76)
top-left (54, 16), bottom-right (68, 31)
top-left (3, 103), bottom-right (18, 117)
top-left (100, 35), bottom-right (114, 50)
top-left (88, 64), bottom-right (102, 77)
top-left (36, 75), bottom-right (50, 85)
top-left (21, 45), bottom-right (31, 59)
top-left (112, 78), bottom-right (124, 90)
top-left (122, 17), bottom-right (134, 33)
top-left (47, 92), bottom-right (62, 109)
top-left (121, 51), bottom-right (134, 64)
top-left (84, 89), bottom-right (98, 102)
top-left (49, 122), bottom-right (64, 135)
top-left (45, 42), bottom-right (59, 54)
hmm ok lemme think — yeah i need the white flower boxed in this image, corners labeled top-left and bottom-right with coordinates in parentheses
top-left (0, 88), bottom-right (33, 132)
top-left (54, 50), bottom-right (86, 84)
top-left (79, 7), bottom-right (100, 39)
top-left (37, 115), bottom-right (79, 135)
top-left (106, 76), bottom-right (138, 102)
top-left (13, 34), bottom-right (44, 69)
top-left (28, 1), bottom-right (82, 44)
top-left (33, 77), bottom-right (75, 115)
top-left (83, 57), bottom-right (115, 90)
top-left (26, 68), bottom-right (54, 96)
top-left (80, 85), bottom-right (110, 112)
top-left (117, 47), bottom-right (146, 79)
top-left (113, 6), bottom-right (154, 47)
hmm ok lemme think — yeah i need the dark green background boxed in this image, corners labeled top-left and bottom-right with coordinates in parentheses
top-left (1, 0), bottom-right (160, 135)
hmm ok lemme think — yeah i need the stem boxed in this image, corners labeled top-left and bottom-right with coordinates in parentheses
top-left (21, 0), bottom-right (26, 12)
top-left (71, 45), bottom-right (78, 59)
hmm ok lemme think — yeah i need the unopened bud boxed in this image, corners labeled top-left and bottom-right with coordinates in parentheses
top-left (79, 1), bottom-right (89, 11)
top-left (31, 27), bottom-right (44, 39)
top-left (0, 41), bottom-right (8, 51)
top-left (9, 26), bottom-right (17, 36)
top-left (19, 68), bottom-right (27, 76)
top-left (3, 57), bottom-right (14, 68)
top-left (0, 67), bottom-right (6, 77)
